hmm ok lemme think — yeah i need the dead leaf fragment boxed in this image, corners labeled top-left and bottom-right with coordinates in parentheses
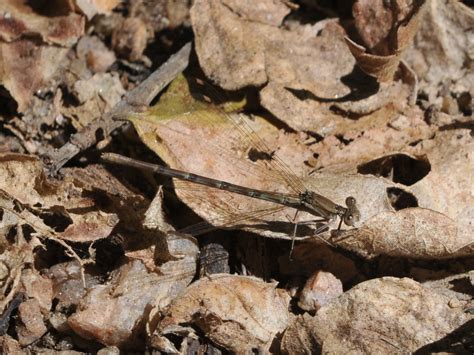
top-left (74, 0), bottom-right (121, 20)
top-left (69, 244), bottom-right (197, 348)
top-left (348, 1), bottom-right (427, 81)
top-left (298, 271), bottom-right (343, 313)
top-left (345, 37), bottom-right (400, 82)
top-left (0, 1), bottom-right (84, 45)
top-left (19, 269), bottom-right (53, 314)
top-left (191, 0), bottom-right (417, 136)
top-left (0, 233), bottom-right (34, 314)
top-left (283, 277), bottom-right (471, 353)
top-left (421, 271), bottom-right (474, 306)
top-left (0, 335), bottom-right (22, 353)
top-left (342, 208), bottom-right (467, 259)
top-left (353, 0), bottom-right (394, 50)
top-left (111, 17), bottom-right (148, 61)
top-left (67, 72), bottom-right (125, 129)
top-left (221, 0), bottom-right (291, 26)
top-left (16, 299), bottom-right (48, 346)
top-left (142, 189), bottom-right (174, 234)
top-left (403, 0), bottom-right (474, 87)
top-left (61, 210), bottom-right (120, 243)
top-left (191, 0), bottom-right (268, 89)
top-left (0, 40), bottom-right (69, 113)
top-left (76, 35), bottom-right (116, 73)
top-left (0, 1), bottom-right (84, 111)
top-left (192, 1), bottom-right (354, 95)
top-left (0, 154), bottom-right (120, 243)
top-left (0, 188), bottom-right (91, 291)
top-left (308, 105), bottom-right (431, 169)
top-left (280, 313), bottom-right (321, 354)
top-left (408, 127), bottom-right (473, 250)
top-left (64, 164), bottom-right (148, 231)
top-left (151, 274), bottom-right (291, 353)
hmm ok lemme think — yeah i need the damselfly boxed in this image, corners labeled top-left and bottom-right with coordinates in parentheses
top-left (103, 77), bottom-right (360, 241)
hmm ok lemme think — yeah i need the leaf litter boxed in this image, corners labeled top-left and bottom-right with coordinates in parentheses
top-left (0, 0), bottom-right (472, 353)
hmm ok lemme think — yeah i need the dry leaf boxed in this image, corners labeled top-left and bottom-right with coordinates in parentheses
top-left (308, 105), bottom-right (432, 170)
top-left (125, 186), bottom-right (198, 272)
top-left (221, 0), bottom-right (291, 26)
top-left (192, 1), bottom-right (353, 94)
top-left (191, 0), bottom-right (419, 139)
top-left (111, 17), bottom-right (148, 61)
top-left (69, 252), bottom-right (197, 348)
top-left (60, 210), bottom-right (120, 243)
top-left (0, 189), bottom-right (58, 244)
top-left (0, 206), bottom-right (35, 313)
top-left (142, 188), bottom-right (174, 234)
top-left (150, 274), bottom-right (291, 353)
top-left (62, 230), bottom-right (197, 348)
top-left (340, 208), bottom-right (464, 259)
top-left (16, 299), bottom-right (48, 346)
top-left (330, 129), bottom-right (473, 259)
top-left (0, 187), bottom-right (89, 285)
top-left (19, 269), bottom-right (53, 314)
top-left (66, 72), bottom-right (125, 129)
top-left (0, 154), bottom-right (119, 242)
top-left (74, 0), bottom-right (121, 20)
top-left (0, 335), bottom-right (21, 353)
top-left (407, 130), bottom-right (473, 251)
top-left (345, 37), bottom-right (400, 82)
top-left (280, 313), bottom-right (322, 354)
top-left (420, 271), bottom-right (474, 305)
top-left (76, 35), bottom-right (116, 73)
top-left (282, 277), bottom-right (472, 353)
top-left (64, 164), bottom-right (148, 231)
top-left (403, 0), bottom-right (474, 89)
top-left (348, 0), bottom-right (427, 82)
top-left (352, 0), bottom-right (394, 50)
top-left (0, 0), bottom-right (84, 112)
top-left (191, 0), bottom-right (273, 88)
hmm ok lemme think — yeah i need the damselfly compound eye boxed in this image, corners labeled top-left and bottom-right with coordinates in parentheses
top-left (346, 196), bottom-right (356, 207)
top-left (344, 213), bottom-right (355, 226)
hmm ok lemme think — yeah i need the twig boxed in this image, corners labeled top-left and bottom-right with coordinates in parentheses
top-left (43, 42), bottom-right (192, 175)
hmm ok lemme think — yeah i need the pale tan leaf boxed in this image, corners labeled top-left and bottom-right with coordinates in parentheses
top-left (282, 277), bottom-right (471, 353)
top-left (151, 274), bottom-right (291, 353)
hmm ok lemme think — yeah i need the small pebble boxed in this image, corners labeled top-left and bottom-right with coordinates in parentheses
top-left (298, 270), bottom-right (343, 313)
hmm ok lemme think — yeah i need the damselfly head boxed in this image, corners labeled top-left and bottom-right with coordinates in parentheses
top-left (343, 196), bottom-right (360, 226)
